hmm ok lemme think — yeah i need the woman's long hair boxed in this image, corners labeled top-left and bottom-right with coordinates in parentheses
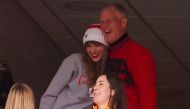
top-left (106, 74), bottom-right (127, 109)
top-left (5, 83), bottom-right (35, 109)
top-left (83, 42), bottom-right (109, 86)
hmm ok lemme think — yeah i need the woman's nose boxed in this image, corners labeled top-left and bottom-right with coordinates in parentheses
top-left (90, 47), bottom-right (96, 52)
top-left (93, 85), bottom-right (98, 91)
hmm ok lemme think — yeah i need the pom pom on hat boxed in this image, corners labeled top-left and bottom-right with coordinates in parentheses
top-left (83, 24), bottom-right (108, 46)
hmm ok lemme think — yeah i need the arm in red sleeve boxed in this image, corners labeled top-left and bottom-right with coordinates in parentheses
top-left (131, 48), bottom-right (158, 109)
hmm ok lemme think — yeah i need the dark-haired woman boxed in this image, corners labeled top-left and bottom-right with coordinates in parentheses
top-left (93, 74), bottom-right (127, 109)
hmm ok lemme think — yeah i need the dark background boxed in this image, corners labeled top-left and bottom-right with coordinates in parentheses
top-left (0, 0), bottom-right (190, 108)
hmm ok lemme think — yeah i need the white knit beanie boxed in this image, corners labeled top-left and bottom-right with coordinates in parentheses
top-left (83, 24), bottom-right (108, 46)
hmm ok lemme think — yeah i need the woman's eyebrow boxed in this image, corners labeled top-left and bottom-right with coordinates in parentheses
top-left (98, 80), bottom-right (104, 83)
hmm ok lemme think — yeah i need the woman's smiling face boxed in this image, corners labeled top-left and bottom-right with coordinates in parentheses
top-left (85, 41), bottom-right (106, 62)
top-left (93, 75), bottom-right (115, 106)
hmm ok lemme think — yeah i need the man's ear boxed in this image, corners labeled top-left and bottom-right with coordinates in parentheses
top-left (121, 18), bottom-right (128, 29)
top-left (111, 90), bottom-right (115, 96)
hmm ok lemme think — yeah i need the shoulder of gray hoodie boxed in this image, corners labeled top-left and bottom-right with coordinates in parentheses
top-left (39, 53), bottom-right (93, 109)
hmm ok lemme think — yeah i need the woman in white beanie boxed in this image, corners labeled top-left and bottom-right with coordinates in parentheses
top-left (40, 24), bottom-right (109, 109)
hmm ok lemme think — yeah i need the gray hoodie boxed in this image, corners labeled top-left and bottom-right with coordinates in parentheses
top-left (39, 53), bottom-right (93, 109)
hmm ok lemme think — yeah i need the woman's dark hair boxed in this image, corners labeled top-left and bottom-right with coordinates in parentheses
top-left (83, 41), bottom-right (109, 86)
top-left (106, 74), bottom-right (127, 109)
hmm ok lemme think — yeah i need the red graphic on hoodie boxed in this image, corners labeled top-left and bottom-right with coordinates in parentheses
top-left (78, 73), bottom-right (89, 85)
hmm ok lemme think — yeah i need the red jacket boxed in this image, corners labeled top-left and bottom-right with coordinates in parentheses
top-left (106, 33), bottom-right (157, 109)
